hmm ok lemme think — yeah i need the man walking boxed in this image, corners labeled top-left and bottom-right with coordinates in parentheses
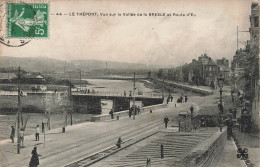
top-left (137, 106), bottom-right (140, 114)
top-left (20, 128), bottom-right (24, 147)
top-left (164, 116), bottom-right (169, 128)
top-left (35, 125), bottom-right (40, 141)
top-left (10, 126), bottom-right (15, 143)
top-left (109, 109), bottom-right (114, 119)
top-left (116, 137), bottom-right (122, 148)
top-left (190, 105), bottom-right (194, 116)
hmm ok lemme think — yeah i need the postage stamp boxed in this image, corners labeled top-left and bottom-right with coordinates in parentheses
top-left (6, 3), bottom-right (49, 38)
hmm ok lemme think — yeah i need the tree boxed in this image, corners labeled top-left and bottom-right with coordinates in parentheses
top-left (157, 69), bottom-right (164, 79)
top-left (147, 71), bottom-right (151, 78)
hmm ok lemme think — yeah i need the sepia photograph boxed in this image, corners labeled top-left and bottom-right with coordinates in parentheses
top-left (0, 0), bottom-right (259, 166)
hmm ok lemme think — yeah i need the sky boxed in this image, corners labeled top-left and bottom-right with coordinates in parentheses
top-left (0, 0), bottom-right (256, 66)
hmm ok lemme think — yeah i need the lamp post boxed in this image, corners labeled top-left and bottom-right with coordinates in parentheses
top-left (217, 75), bottom-right (224, 132)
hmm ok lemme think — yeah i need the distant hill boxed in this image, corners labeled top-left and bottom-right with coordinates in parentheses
top-left (0, 56), bottom-right (167, 73)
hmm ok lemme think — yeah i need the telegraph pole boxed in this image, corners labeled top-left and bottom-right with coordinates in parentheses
top-left (69, 73), bottom-right (73, 125)
top-left (17, 66), bottom-right (21, 154)
top-left (79, 69), bottom-right (82, 91)
top-left (237, 26), bottom-right (238, 51)
top-left (133, 73), bottom-right (136, 120)
top-left (64, 61), bottom-right (66, 80)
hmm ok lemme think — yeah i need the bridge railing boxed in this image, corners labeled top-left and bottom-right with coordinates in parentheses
top-left (72, 90), bottom-right (163, 98)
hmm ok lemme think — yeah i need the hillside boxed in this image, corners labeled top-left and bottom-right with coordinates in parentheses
top-left (0, 56), bottom-right (167, 73)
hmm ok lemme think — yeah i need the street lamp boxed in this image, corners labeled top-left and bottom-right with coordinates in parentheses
top-left (217, 74), bottom-right (225, 132)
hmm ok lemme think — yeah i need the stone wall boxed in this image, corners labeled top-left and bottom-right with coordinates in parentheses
top-left (0, 92), bottom-right (65, 113)
top-left (91, 103), bottom-right (167, 122)
top-left (183, 128), bottom-right (227, 167)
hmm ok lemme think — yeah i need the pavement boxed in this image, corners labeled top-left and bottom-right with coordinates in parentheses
top-left (0, 85), bottom-right (242, 167)
top-left (232, 128), bottom-right (260, 167)
top-left (0, 98), bottom-right (195, 167)
top-left (216, 138), bottom-right (247, 167)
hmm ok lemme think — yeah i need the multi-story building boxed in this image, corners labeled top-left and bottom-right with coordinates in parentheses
top-left (216, 58), bottom-right (229, 67)
top-left (249, 2), bottom-right (259, 130)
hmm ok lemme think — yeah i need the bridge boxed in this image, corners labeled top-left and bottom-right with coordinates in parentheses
top-left (72, 91), bottom-right (164, 114)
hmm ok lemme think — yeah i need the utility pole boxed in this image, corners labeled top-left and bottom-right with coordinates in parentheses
top-left (69, 73), bottom-right (73, 125)
top-left (237, 26), bottom-right (238, 51)
top-left (64, 61), bottom-right (66, 80)
top-left (133, 73), bottom-right (136, 120)
top-left (17, 66), bottom-right (21, 154)
top-left (79, 69), bottom-right (82, 91)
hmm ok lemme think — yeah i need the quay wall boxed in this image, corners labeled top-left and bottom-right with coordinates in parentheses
top-left (150, 79), bottom-right (212, 96)
top-left (90, 103), bottom-right (167, 122)
top-left (181, 128), bottom-right (227, 167)
top-left (0, 93), bottom-right (65, 113)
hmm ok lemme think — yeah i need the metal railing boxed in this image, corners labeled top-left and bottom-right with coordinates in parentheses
top-left (72, 90), bottom-right (163, 98)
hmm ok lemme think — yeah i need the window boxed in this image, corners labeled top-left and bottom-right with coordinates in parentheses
top-left (254, 16), bottom-right (259, 27)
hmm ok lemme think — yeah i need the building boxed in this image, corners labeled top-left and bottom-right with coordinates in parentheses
top-left (249, 2), bottom-right (259, 130)
top-left (216, 58), bottom-right (229, 67)
top-left (230, 2), bottom-right (259, 131)
top-left (249, 2), bottom-right (259, 50)
top-left (0, 73), bottom-right (17, 83)
top-left (25, 73), bottom-right (46, 83)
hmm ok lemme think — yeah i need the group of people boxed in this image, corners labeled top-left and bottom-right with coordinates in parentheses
top-left (10, 124), bottom-right (41, 146)
top-left (10, 125), bottom-right (40, 166)
top-left (128, 105), bottom-right (141, 117)
top-left (177, 95), bottom-right (188, 103)
top-left (84, 88), bottom-right (96, 94)
top-left (166, 95), bottom-right (174, 104)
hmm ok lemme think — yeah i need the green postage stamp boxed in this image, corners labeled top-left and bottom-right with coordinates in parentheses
top-left (6, 3), bottom-right (49, 38)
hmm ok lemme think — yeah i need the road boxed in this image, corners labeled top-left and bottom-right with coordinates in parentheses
top-left (0, 93), bottom-right (219, 167)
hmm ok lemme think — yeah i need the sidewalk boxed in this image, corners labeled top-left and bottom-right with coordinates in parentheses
top-left (232, 127), bottom-right (260, 167)
top-left (216, 138), bottom-right (246, 167)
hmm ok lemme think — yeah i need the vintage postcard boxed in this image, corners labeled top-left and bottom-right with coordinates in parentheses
top-left (0, 0), bottom-right (259, 167)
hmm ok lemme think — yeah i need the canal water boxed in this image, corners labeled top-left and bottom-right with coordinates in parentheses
top-left (80, 79), bottom-right (157, 115)
top-left (0, 79), bottom-right (160, 141)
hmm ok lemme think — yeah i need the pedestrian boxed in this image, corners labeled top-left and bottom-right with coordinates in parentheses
top-left (29, 147), bottom-right (39, 167)
top-left (233, 109), bottom-right (237, 119)
top-left (42, 121), bottom-right (44, 133)
top-left (109, 109), bottom-right (114, 119)
top-left (170, 96), bottom-right (173, 102)
top-left (146, 157), bottom-right (151, 167)
top-left (164, 116), bottom-right (169, 128)
top-left (232, 95), bottom-right (234, 102)
top-left (10, 126), bottom-right (15, 143)
top-left (35, 125), bottom-right (40, 141)
top-left (137, 106), bottom-right (140, 114)
top-left (185, 96), bottom-right (188, 102)
top-left (190, 105), bottom-right (194, 116)
top-left (87, 89), bottom-right (90, 94)
top-left (129, 107), bottom-right (132, 117)
top-left (166, 98), bottom-right (169, 104)
top-left (116, 137), bottom-right (122, 148)
top-left (20, 128), bottom-right (24, 147)
top-left (124, 90), bottom-right (126, 97)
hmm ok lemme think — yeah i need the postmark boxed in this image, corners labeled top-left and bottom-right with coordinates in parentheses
top-left (6, 2), bottom-right (49, 38)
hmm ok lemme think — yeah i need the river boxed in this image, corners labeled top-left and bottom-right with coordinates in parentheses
top-left (0, 79), bottom-right (160, 141)
top-left (80, 79), bottom-right (159, 115)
